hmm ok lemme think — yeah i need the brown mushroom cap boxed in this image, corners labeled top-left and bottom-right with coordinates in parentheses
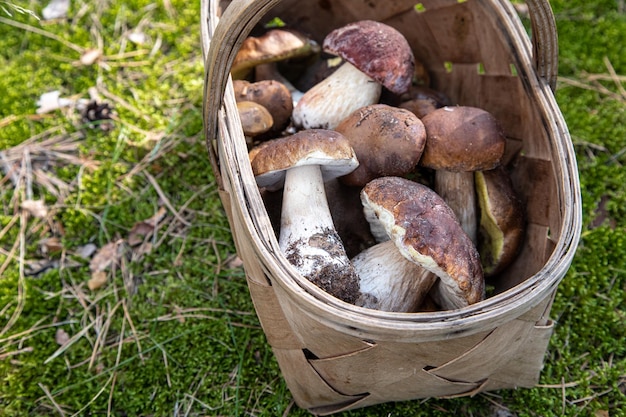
top-left (397, 86), bottom-right (453, 118)
top-left (236, 101), bottom-right (273, 138)
top-left (323, 20), bottom-right (415, 95)
top-left (335, 104), bottom-right (427, 187)
top-left (249, 129), bottom-right (359, 191)
top-left (361, 176), bottom-right (484, 308)
top-left (231, 29), bottom-right (320, 79)
top-left (420, 106), bottom-right (506, 172)
top-left (233, 79), bottom-right (293, 134)
top-left (475, 166), bottom-right (525, 276)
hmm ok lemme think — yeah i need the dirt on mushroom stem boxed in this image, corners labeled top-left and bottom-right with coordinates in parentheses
top-left (285, 227), bottom-right (360, 304)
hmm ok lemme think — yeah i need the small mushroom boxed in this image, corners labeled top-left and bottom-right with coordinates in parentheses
top-left (420, 106), bottom-right (506, 244)
top-left (292, 20), bottom-right (415, 130)
top-left (475, 166), bottom-right (525, 277)
top-left (233, 79), bottom-right (293, 136)
top-left (254, 63), bottom-right (305, 106)
top-left (236, 101), bottom-right (273, 144)
top-left (397, 86), bottom-right (453, 118)
top-left (335, 104), bottom-right (427, 187)
top-left (360, 176), bottom-right (485, 310)
top-left (248, 129), bottom-right (361, 304)
top-left (231, 29), bottom-right (320, 80)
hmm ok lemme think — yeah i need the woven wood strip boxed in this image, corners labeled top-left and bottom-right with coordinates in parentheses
top-left (201, 0), bottom-right (582, 414)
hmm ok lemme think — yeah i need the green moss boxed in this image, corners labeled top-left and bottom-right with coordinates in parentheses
top-left (1, 0), bottom-right (626, 415)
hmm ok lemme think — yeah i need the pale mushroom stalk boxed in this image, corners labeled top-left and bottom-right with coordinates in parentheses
top-left (279, 164), bottom-right (360, 303)
top-left (292, 62), bottom-right (382, 130)
top-left (279, 164), bottom-right (336, 252)
top-left (353, 240), bottom-right (437, 312)
top-left (292, 20), bottom-right (415, 130)
top-left (249, 129), bottom-right (361, 304)
top-left (420, 106), bottom-right (507, 246)
top-left (434, 170), bottom-right (478, 244)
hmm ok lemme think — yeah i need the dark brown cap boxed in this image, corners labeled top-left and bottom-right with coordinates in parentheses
top-left (420, 106), bottom-right (506, 172)
top-left (323, 20), bottom-right (415, 95)
top-left (232, 29), bottom-right (320, 79)
top-left (335, 104), bottom-right (427, 187)
top-left (361, 176), bottom-right (485, 308)
top-left (249, 129), bottom-right (359, 191)
top-left (233, 79), bottom-right (293, 134)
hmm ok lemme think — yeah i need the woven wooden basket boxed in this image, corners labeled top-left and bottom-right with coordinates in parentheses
top-left (201, 0), bottom-right (582, 414)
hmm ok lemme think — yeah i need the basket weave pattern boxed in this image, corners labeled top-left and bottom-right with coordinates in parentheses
top-left (201, 0), bottom-right (582, 414)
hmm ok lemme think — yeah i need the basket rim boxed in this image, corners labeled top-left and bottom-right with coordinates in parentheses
top-left (203, 0), bottom-right (583, 341)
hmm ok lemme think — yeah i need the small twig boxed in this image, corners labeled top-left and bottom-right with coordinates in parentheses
top-left (88, 301), bottom-right (122, 371)
top-left (143, 171), bottom-right (191, 226)
top-left (38, 383), bottom-right (68, 417)
top-left (0, 211), bottom-right (28, 337)
top-left (122, 300), bottom-right (145, 363)
top-left (603, 56), bottom-right (626, 100)
top-left (44, 320), bottom-right (96, 365)
top-left (0, 151), bottom-right (19, 186)
top-left (0, 346), bottom-right (34, 360)
top-left (558, 76), bottom-right (625, 101)
top-left (0, 16), bottom-right (84, 54)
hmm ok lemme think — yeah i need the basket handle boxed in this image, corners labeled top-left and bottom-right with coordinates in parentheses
top-left (202, 0), bottom-right (559, 165)
top-left (525, 0), bottom-right (559, 90)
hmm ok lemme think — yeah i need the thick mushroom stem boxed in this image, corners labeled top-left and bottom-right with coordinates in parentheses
top-left (434, 170), bottom-right (478, 244)
top-left (352, 240), bottom-right (437, 312)
top-left (279, 164), bottom-right (360, 304)
top-left (292, 62), bottom-right (382, 130)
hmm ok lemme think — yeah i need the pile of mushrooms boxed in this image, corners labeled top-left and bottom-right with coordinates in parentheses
top-left (232, 20), bottom-right (525, 313)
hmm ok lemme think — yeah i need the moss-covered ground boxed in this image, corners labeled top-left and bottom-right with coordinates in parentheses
top-left (0, 0), bottom-right (625, 416)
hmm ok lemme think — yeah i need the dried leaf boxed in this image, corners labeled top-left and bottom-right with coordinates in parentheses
top-left (127, 207), bottom-right (167, 246)
top-left (74, 243), bottom-right (98, 259)
top-left (25, 259), bottom-right (59, 276)
top-left (88, 270), bottom-right (108, 290)
top-left (55, 328), bottom-right (70, 346)
top-left (21, 199), bottom-right (48, 218)
top-left (133, 241), bottom-right (153, 259)
top-left (226, 255), bottom-right (244, 269)
top-left (89, 241), bottom-right (124, 272)
top-left (40, 237), bottom-right (63, 255)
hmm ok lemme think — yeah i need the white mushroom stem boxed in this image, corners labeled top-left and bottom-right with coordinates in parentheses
top-left (279, 164), bottom-right (359, 302)
top-left (279, 164), bottom-right (335, 249)
top-left (352, 240), bottom-right (437, 312)
top-left (434, 170), bottom-right (478, 244)
top-left (292, 62), bottom-right (382, 130)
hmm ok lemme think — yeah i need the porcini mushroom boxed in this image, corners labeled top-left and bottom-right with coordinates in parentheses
top-left (233, 79), bottom-right (293, 136)
top-left (236, 101), bottom-right (274, 145)
top-left (360, 176), bottom-right (485, 310)
top-left (335, 104), bottom-right (427, 187)
top-left (420, 106), bottom-right (506, 244)
top-left (292, 20), bottom-right (415, 130)
top-left (248, 129), bottom-right (361, 303)
top-left (397, 86), bottom-right (453, 118)
top-left (231, 29), bottom-right (320, 80)
top-left (475, 166), bottom-right (525, 277)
